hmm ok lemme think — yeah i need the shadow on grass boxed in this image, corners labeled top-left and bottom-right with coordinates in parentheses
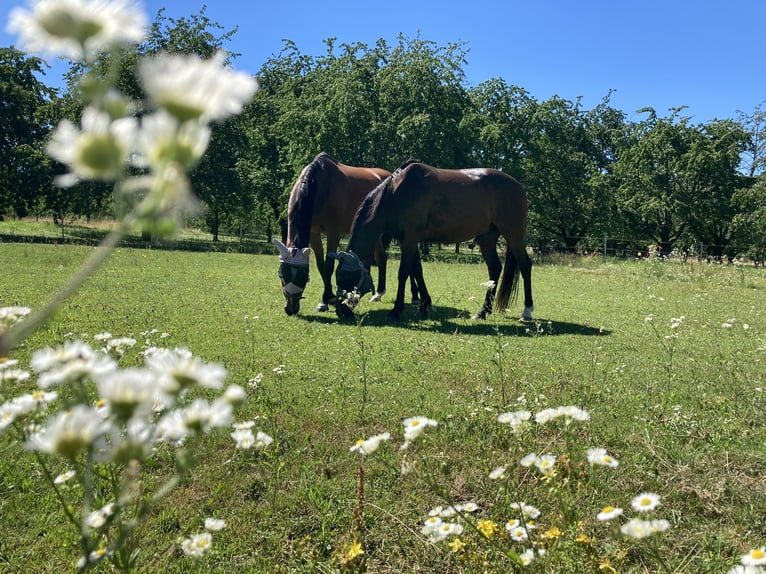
top-left (293, 304), bottom-right (609, 337)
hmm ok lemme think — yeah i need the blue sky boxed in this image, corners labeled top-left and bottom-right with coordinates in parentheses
top-left (3, 0), bottom-right (764, 124)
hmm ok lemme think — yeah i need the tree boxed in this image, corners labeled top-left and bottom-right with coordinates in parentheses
top-left (373, 34), bottom-right (471, 168)
top-left (614, 108), bottom-right (696, 252)
top-left (731, 176), bottom-right (766, 262)
top-left (0, 47), bottom-right (57, 217)
top-left (737, 101), bottom-right (766, 178)
top-left (521, 95), bottom-right (625, 251)
top-left (461, 78), bottom-right (534, 177)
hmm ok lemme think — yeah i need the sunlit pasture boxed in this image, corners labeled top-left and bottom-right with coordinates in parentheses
top-left (1, 243), bottom-right (764, 573)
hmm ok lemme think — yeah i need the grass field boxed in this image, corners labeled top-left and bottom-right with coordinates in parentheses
top-left (0, 243), bottom-right (764, 573)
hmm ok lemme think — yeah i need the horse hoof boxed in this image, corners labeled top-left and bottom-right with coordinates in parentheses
top-left (369, 293), bottom-right (383, 303)
top-left (520, 306), bottom-right (534, 321)
top-left (472, 311), bottom-right (487, 320)
top-left (316, 302), bottom-right (329, 312)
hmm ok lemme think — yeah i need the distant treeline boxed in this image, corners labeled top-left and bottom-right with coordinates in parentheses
top-left (2, 8), bottom-right (765, 260)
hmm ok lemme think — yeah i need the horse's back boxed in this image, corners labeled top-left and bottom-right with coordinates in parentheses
top-left (389, 163), bottom-right (527, 242)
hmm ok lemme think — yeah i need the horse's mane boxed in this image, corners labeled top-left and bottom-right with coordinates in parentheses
top-left (347, 175), bottom-right (392, 254)
top-left (288, 152), bottom-right (338, 247)
top-left (392, 158), bottom-right (420, 178)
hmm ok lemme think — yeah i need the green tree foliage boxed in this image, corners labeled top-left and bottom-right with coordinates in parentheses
top-left (615, 109), bottom-right (748, 255)
top-left (521, 95), bottom-right (626, 251)
top-left (731, 176), bottom-right (766, 262)
top-left (0, 47), bottom-right (57, 217)
top-left (6, 6), bottom-right (766, 257)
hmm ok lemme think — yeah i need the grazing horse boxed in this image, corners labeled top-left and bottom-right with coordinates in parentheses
top-left (274, 152), bottom-right (414, 315)
top-left (334, 161), bottom-right (534, 322)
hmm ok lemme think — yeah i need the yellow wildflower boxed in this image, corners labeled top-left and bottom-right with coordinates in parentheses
top-left (599, 557), bottom-right (617, 573)
top-left (477, 519), bottom-right (499, 539)
top-left (448, 537), bottom-right (466, 553)
top-left (341, 541), bottom-right (364, 564)
top-left (542, 525), bottom-right (562, 540)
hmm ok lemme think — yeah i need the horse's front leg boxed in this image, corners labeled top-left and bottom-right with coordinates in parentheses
top-left (387, 254), bottom-right (411, 322)
top-left (410, 251), bottom-right (431, 315)
top-left (370, 237), bottom-right (386, 302)
top-left (473, 234), bottom-right (502, 320)
top-left (313, 232), bottom-right (333, 312)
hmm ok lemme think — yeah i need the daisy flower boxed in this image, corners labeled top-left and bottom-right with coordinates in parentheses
top-left (489, 465), bottom-right (507, 480)
top-left (26, 405), bottom-right (109, 459)
top-left (350, 432), bottom-right (391, 456)
top-left (631, 492), bottom-right (661, 513)
top-left (139, 52), bottom-right (257, 124)
top-left (253, 431), bottom-right (273, 451)
top-left (181, 532), bottom-right (213, 558)
top-left (231, 428), bottom-right (255, 449)
top-left (402, 416), bottom-right (438, 441)
top-left (596, 505), bottom-right (623, 521)
top-left (586, 447), bottom-right (619, 468)
top-left (204, 518), bottom-right (226, 532)
top-left (6, 0), bottom-right (146, 59)
top-left (534, 454), bottom-right (557, 474)
top-left (46, 107), bottom-right (138, 187)
top-left (741, 547), bottom-right (766, 567)
top-left (133, 111), bottom-right (211, 171)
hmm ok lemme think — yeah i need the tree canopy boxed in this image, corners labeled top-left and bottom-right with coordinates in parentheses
top-left (2, 7), bottom-right (764, 259)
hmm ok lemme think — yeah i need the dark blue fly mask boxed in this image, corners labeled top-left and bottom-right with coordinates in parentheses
top-left (274, 239), bottom-right (311, 315)
top-left (329, 251), bottom-right (374, 297)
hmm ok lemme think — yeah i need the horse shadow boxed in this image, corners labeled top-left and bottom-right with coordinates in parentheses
top-left (296, 304), bottom-right (609, 337)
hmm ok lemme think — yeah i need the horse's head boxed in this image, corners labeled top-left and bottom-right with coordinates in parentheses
top-left (330, 251), bottom-right (374, 303)
top-left (274, 239), bottom-right (311, 316)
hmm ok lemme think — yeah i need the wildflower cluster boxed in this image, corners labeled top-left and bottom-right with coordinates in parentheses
top-left (0, 327), bottom-right (261, 570)
top-left (181, 517), bottom-right (227, 559)
top-left (6, 0), bottom-right (257, 240)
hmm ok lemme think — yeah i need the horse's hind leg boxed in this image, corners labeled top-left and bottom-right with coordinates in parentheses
top-left (370, 237), bottom-right (387, 302)
top-left (411, 250), bottom-right (431, 315)
top-left (518, 247), bottom-right (533, 320)
top-left (473, 230), bottom-right (501, 320)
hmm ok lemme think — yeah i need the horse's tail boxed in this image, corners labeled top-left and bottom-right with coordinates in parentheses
top-left (495, 250), bottom-right (519, 312)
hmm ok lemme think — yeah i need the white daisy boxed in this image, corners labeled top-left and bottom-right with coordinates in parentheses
top-left (6, 0), bottom-right (146, 59)
top-left (46, 107), bottom-right (138, 187)
top-left (139, 52), bottom-right (257, 123)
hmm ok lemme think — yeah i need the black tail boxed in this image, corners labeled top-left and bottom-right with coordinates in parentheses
top-left (495, 251), bottom-right (519, 312)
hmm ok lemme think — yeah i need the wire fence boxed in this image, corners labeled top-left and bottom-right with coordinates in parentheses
top-left (1, 220), bottom-right (763, 267)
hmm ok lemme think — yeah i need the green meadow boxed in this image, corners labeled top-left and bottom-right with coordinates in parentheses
top-left (0, 243), bottom-right (764, 573)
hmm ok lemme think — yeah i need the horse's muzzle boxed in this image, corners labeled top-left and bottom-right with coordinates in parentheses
top-left (279, 263), bottom-right (310, 316)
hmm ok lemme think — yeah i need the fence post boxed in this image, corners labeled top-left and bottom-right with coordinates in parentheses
top-left (603, 235), bottom-right (608, 259)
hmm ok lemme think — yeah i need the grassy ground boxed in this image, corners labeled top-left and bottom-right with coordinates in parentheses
top-left (0, 243), bottom-right (764, 573)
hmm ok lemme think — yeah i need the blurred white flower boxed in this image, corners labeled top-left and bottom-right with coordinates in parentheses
top-left (586, 447), bottom-right (619, 468)
top-left (350, 432), bottom-right (391, 456)
top-left (402, 416), bottom-right (438, 442)
top-left (231, 428), bottom-right (255, 449)
top-left (133, 111), bottom-right (211, 171)
top-left (181, 531), bottom-right (213, 558)
top-left (631, 492), bottom-right (661, 513)
top-left (204, 518), bottom-right (226, 532)
top-left (139, 52), bottom-right (257, 123)
top-left (94, 368), bottom-right (162, 420)
top-left (26, 405), bottom-right (109, 459)
top-left (47, 107), bottom-right (138, 187)
top-left (7, 0), bottom-right (146, 59)
top-left (0, 306), bottom-right (31, 333)
top-left (145, 347), bottom-right (227, 392)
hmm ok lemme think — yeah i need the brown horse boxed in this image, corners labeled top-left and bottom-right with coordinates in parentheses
top-left (275, 152), bottom-right (416, 315)
top-left (334, 161), bottom-right (534, 322)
